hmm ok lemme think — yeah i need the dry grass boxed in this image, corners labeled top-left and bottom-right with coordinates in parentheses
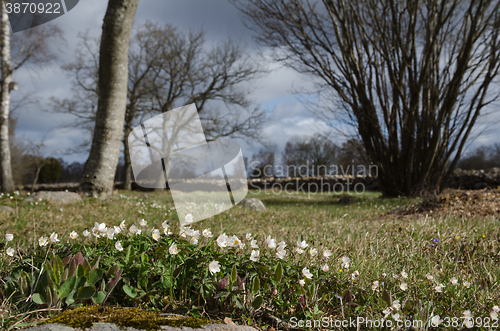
top-left (1, 189), bottom-right (500, 330)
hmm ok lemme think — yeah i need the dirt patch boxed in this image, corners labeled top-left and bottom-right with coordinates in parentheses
top-left (387, 189), bottom-right (500, 217)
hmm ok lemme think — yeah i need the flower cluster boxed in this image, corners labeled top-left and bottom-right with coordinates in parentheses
top-left (3, 220), bottom-right (498, 328)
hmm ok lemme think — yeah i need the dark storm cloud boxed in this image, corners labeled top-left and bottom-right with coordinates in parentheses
top-left (134, 0), bottom-right (255, 43)
top-left (12, 0), bottom-right (328, 164)
top-left (12, 0), bottom-right (497, 165)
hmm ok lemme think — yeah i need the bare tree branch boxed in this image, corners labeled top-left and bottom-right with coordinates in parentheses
top-left (233, 0), bottom-right (500, 196)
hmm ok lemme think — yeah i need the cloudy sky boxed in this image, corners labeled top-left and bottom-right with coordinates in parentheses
top-left (10, 0), bottom-right (500, 165)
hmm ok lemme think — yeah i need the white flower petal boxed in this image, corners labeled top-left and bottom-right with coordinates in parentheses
top-left (115, 241), bottom-right (123, 251)
top-left (208, 260), bottom-right (221, 274)
top-left (302, 267), bottom-right (313, 279)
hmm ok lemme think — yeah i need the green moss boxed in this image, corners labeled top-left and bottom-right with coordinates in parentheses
top-left (37, 304), bottom-right (212, 331)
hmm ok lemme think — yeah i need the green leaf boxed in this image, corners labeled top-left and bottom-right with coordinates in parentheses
top-left (342, 289), bottom-right (352, 302)
top-left (55, 256), bottom-right (64, 279)
top-left (61, 268), bottom-right (69, 283)
top-left (21, 271), bottom-right (31, 290)
top-left (75, 286), bottom-right (96, 300)
top-left (382, 289), bottom-right (391, 306)
top-left (47, 273), bottom-right (54, 289)
top-left (106, 265), bottom-right (120, 279)
top-left (274, 263), bottom-right (283, 283)
top-left (231, 265), bottom-right (238, 284)
top-left (65, 293), bottom-right (75, 306)
top-left (92, 291), bottom-right (106, 304)
top-left (37, 272), bottom-right (48, 295)
top-left (58, 276), bottom-right (76, 299)
top-left (141, 252), bottom-right (149, 263)
top-left (83, 259), bottom-right (91, 275)
top-left (234, 297), bottom-right (243, 309)
top-left (123, 285), bottom-right (137, 298)
top-left (252, 295), bottom-right (263, 309)
top-left (138, 263), bottom-right (148, 282)
top-left (314, 304), bottom-right (323, 315)
top-left (75, 276), bottom-right (86, 289)
top-left (19, 275), bottom-right (27, 295)
top-left (125, 245), bottom-right (135, 264)
top-left (103, 270), bottom-right (123, 306)
top-left (173, 266), bottom-right (182, 278)
top-left (87, 269), bottom-right (104, 285)
top-left (252, 276), bottom-right (260, 294)
top-left (76, 265), bottom-right (84, 278)
top-left (32, 293), bottom-right (46, 305)
top-left (105, 269), bottom-right (122, 291)
top-left (91, 256), bottom-right (101, 270)
top-left (46, 261), bottom-right (56, 285)
top-left (46, 287), bottom-right (53, 305)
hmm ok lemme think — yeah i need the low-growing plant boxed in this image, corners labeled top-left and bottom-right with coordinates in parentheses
top-left (1, 190), bottom-right (500, 330)
top-left (31, 251), bottom-right (123, 308)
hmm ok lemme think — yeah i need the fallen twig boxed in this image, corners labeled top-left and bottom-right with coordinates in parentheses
top-left (7, 308), bottom-right (62, 319)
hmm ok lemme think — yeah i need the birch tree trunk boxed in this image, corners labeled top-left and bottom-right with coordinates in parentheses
top-left (80, 0), bottom-right (139, 195)
top-left (123, 113), bottom-right (133, 191)
top-left (0, 1), bottom-right (15, 193)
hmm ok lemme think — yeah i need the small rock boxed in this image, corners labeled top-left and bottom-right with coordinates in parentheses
top-left (240, 198), bottom-right (266, 212)
top-left (0, 206), bottom-right (15, 215)
top-left (24, 191), bottom-right (83, 204)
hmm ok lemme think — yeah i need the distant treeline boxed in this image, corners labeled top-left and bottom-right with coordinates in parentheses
top-left (249, 136), bottom-right (500, 179)
top-left (15, 142), bottom-right (500, 186)
top-left (13, 156), bottom-right (127, 185)
top-left (56, 158), bottom-right (128, 184)
top-left (455, 144), bottom-right (500, 170)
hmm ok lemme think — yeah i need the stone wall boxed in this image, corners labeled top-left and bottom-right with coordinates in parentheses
top-left (446, 168), bottom-right (500, 190)
top-left (247, 176), bottom-right (380, 193)
top-left (17, 168), bottom-right (500, 193)
top-left (249, 168), bottom-right (500, 192)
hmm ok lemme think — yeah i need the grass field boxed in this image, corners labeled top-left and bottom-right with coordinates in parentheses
top-left (1, 189), bottom-right (500, 330)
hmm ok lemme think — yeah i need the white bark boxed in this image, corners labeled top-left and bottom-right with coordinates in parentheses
top-left (80, 0), bottom-right (139, 195)
top-left (0, 0), bottom-right (14, 193)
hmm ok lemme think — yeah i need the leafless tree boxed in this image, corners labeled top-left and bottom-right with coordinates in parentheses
top-left (282, 134), bottom-right (338, 176)
top-left (249, 143), bottom-right (277, 178)
top-left (233, 0), bottom-right (500, 196)
top-left (336, 139), bottom-right (370, 173)
top-left (456, 143), bottom-right (500, 170)
top-left (80, 0), bottom-right (139, 195)
top-left (49, 31), bottom-right (99, 155)
top-left (0, 1), bottom-right (61, 192)
top-left (55, 22), bottom-right (266, 191)
top-left (26, 134), bottom-right (50, 193)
